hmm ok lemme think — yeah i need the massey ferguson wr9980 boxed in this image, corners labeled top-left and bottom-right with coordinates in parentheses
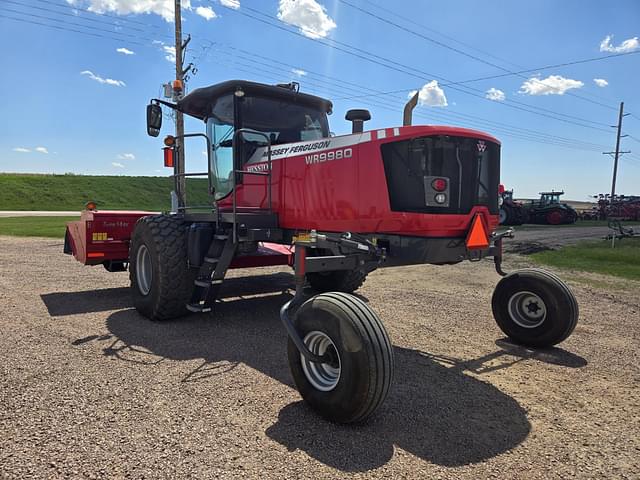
top-left (65, 80), bottom-right (579, 423)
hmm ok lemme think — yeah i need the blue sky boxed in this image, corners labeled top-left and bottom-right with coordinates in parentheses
top-left (1, 0), bottom-right (639, 200)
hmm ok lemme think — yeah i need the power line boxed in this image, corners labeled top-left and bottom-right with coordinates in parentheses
top-left (337, 0), bottom-right (623, 111)
top-left (0, 12), bottom-right (147, 45)
top-left (201, 46), bottom-right (611, 153)
top-left (217, 3), bottom-right (613, 132)
top-left (207, 45), bottom-right (611, 151)
top-left (0, 6), bottom-right (156, 44)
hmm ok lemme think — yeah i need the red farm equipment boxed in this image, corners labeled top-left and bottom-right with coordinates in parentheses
top-left (64, 80), bottom-right (579, 423)
top-left (591, 194), bottom-right (640, 221)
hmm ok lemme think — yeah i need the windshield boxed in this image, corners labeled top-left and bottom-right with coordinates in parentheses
top-left (239, 95), bottom-right (329, 144)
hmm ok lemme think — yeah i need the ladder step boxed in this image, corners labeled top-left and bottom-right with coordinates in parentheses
top-left (204, 256), bottom-right (218, 264)
top-left (194, 279), bottom-right (224, 288)
top-left (214, 234), bottom-right (229, 240)
top-left (186, 304), bottom-right (212, 313)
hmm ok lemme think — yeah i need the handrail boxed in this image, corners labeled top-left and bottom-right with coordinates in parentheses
top-left (230, 129), bottom-right (273, 243)
top-left (173, 132), bottom-right (214, 198)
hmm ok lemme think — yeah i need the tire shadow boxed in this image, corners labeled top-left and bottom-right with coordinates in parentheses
top-left (96, 279), bottom-right (538, 472)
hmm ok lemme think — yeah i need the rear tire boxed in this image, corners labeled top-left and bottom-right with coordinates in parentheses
top-left (307, 269), bottom-right (367, 293)
top-left (491, 269), bottom-right (578, 347)
top-left (129, 215), bottom-right (195, 321)
top-left (287, 292), bottom-right (394, 423)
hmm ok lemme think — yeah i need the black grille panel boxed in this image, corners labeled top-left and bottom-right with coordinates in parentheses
top-left (381, 135), bottom-right (500, 215)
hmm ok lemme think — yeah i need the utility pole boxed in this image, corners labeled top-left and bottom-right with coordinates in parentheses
top-left (602, 102), bottom-right (631, 209)
top-left (174, 0), bottom-right (186, 208)
top-left (602, 101), bottom-right (631, 247)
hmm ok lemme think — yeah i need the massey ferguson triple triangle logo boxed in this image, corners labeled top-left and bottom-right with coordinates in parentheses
top-left (477, 140), bottom-right (487, 153)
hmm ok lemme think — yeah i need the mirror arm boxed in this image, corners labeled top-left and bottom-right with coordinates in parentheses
top-left (151, 98), bottom-right (179, 110)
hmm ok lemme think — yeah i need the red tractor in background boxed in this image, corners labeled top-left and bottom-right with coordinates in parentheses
top-left (64, 80), bottom-right (579, 423)
top-left (499, 189), bottom-right (578, 226)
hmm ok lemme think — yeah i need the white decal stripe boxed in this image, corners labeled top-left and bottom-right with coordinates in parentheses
top-left (393, 127), bottom-right (400, 136)
top-left (377, 129), bottom-right (387, 139)
top-left (246, 132), bottom-right (374, 164)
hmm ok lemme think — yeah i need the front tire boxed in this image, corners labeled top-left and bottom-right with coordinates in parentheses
top-left (287, 292), bottom-right (394, 423)
top-left (491, 269), bottom-right (578, 347)
top-left (129, 215), bottom-right (194, 321)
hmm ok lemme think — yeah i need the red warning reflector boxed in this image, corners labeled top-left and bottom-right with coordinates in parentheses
top-left (466, 215), bottom-right (490, 250)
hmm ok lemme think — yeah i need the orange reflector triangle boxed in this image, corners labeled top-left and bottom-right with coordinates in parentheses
top-left (466, 215), bottom-right (490, 250)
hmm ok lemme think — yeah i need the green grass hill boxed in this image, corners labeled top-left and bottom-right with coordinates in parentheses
top-left (0, 173), bottom-right (209, 211)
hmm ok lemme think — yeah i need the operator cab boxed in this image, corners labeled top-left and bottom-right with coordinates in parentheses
top-left (538, 191), bottom-right (564, 205)
top-left (177, 80), bottom-right (333, 200)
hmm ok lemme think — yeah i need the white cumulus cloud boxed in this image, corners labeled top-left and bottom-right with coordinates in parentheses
top-left (81, 70), bottom-right (126, 87)
top-left (277, 0), bottom-right (336, 39)
top-left (291, 68), bottom-right (307, 77)
top-left (35, 147), bottom-right (49, 154)
top-left (112, 162), bottom-right (125, 168)
top-left (485, 87), bottom-right (506, 101)
top-left (117, 153), bottom-right (135, 160)
top-left (163, 45), bottom-right (176, 63)
top-left (593, 78), bottom-right (609, 88)
top-left (599, 35), bottom-right (639, 53)
top-left (195, 6), bottom-right (217, 20)
top-left (116, 47), bottom-right (135, 55)
top-left (220, 0), bottom-right (240, 9)
top-left (409, 80), bottom-right (448, 107)
top-left (13, 147), bottom-right (31, 153)
top-left (65, 0), bottom-right (191, 22)
top-left (519, 75), bottom-right (583, 96)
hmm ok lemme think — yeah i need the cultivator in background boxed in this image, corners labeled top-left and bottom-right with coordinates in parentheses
top-left (587, 194), bottom-right (640, 221)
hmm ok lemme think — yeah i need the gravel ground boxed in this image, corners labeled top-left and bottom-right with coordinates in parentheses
top-left (0, 236), bottom-right (639, 479)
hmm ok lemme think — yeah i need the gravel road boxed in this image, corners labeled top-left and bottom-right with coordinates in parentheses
top-left (505, 224), bottom-right (639, 253)
top-left (0, 236), bottom-right (638, 479)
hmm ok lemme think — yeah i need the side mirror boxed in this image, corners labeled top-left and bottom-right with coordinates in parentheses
top-left (146, 103), bottom-right (162, 137)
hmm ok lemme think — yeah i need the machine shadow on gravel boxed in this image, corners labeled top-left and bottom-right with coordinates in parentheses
top-left (88, 273), bottom-right (537, 472)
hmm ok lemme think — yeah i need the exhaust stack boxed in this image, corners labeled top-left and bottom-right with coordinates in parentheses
top-left (403, 91), bottom-right (419, 126)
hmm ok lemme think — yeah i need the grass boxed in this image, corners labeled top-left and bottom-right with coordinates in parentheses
top-left (0, 216), bottom-right (77, 238)
top-left (531, 237), bottom-right (640, 281)
top-left (0, 173), bottom-right (209, 211)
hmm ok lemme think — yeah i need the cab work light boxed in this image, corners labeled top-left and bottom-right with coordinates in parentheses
top-left (163, 147), bottom-right (174, 168)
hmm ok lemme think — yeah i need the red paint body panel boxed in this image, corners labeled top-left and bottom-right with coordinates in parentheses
top-left (221, 125), bottom-right (500, 235)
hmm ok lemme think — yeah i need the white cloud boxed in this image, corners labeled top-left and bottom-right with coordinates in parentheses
top-left (195, 6), bottom-right (217, 20)
top-left (81, 70), bottom-right (126, 87)
top-left (485, 87), bottom-right (506, 102)
top-left (112, 162), bottom-right (125, 168)
top-left (519, 75), bottom-right (583, 96)
top-left (117, 153), bottom-right (135, 160)
top-left (593, 78), bottom-right (609, 88)
top-left (291, 68), bottom-right (307, 77)
top-left (277, 0), bottom-right (336, 39)
top-left (66, 0), bottom-right (191, 22)
top-left (35, 147), bottom-right (49, 154)
top-left (599, 35), bottom-right (639, 53)
top-left (163, 45), bottom-right (176, 63)
top-left (116, 47), bottom-right (135, 55)
top-left (220, 0), bottom-right (240, 9)
top-left (409, 80), bottom-right (448, 107)
top-left (13, 147), bottom-right (30, 153)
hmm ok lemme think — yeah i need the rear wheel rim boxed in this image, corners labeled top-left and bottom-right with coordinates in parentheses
top-left (507, 291), bottom-right (546, 328)
top-left (300, 331), bottom-right (341, 392)
top-left (136, 244), bottom-right (152, 296)
top-left (499, 208), bottom-right (508, 223)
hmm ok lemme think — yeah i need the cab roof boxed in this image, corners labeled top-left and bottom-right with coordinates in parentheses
top-left (177, 79), bottom-right (333, 120)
